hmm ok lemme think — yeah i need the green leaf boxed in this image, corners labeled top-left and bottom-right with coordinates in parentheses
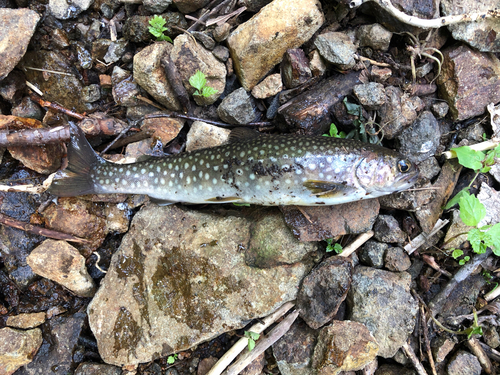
top-left (189, 70), bottom-right (206, 92)
top-left (467, 325), bottom-right (483, 339)
top-left (201, 85), bottom-right (218, 97)
top-left (444, 189), bottom-right (469, 210)
top-left (149, 15), bottom-right (166, 29)
top-left (486, 223), bottom-right (500, 255)
top-left (167, 354), bottom-right (177, 364)
top-left (452, 146), bottom-right (485, 171)
top-left (468, 228), bottom-right (487, 254)
top-left (451, 249), bottom-right (464, 259)
top-left (343, 97), bottom-right (362, 116)
top-left (323, 123), bottom-right (347, 138)
top-left (459, 192), bottom-right (485, 227)
top-left (333, 243), bottom-right (343, 254)
top-left (484, 149), bottom-right (496, 167)
top-left (158, 34), bottom-right (172, 42)
top-left (245, 331), bottom-right (260, 340)
top-left (459, 256), bottom-right (470, 265)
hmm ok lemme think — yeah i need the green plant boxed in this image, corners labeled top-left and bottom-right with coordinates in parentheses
top-left (189, 70), bottom-right (218, 97)
top-left (431, 309), bottom-right (483, 339)
top-left (444, 144), bottom-right (500, 256)
top-left (148, 15), bottom-right (172, 42)
top-left (342, 98), bottom-right (382, 144)
top-left (244, 331), bottom-right (260, 351)
top-left (167, 353), bottom-right (178, 364)
top-left (323, 123), bottom-right (346, 138)
top-left (325, 238), bottom-right (343, 253)
top-left (451, 249), bottom-right (470, 265)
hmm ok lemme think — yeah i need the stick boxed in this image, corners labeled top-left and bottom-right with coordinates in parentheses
top-left (206, 302), bottom-right (295, 375)
top-left (404, 219), bottom-right (449, 254)
top-left (339, 230), bottom-right (374, 258)
top-left (421, 305), bottom-right (437, 375)
top-left (442, 140), bottom-right (499, 159)
top-left (0, 126), bottom-right (69, 146)
top-left (466, 338), bottom-right (493, 374)
top-left (401, 342), bottom-right (429, 375)
top-left (225, 310), bottom-right (299, 375)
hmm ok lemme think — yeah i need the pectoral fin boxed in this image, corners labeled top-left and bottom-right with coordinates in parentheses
top-left (303, 180), bottom-right (356, 198)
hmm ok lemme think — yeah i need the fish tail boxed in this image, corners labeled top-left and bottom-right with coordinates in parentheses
top-left (48, 123), bottom-right (106, 197)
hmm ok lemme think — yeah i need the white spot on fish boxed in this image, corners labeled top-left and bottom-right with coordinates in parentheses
top-left (335, 168), bottom-right (341, 173)
top-left (192, 165), bottom-right (196, 171)
top-left (168, 163), bottom-right (172, 169)
top-left (121, 180), bottom-right (127, 185)
top-left (149, 172), bottom-right (154, 177)
top-left (213, 166), bottom-right (219, 171)
top-left (161, 178), bottom-right (165, 184)
top-left (179, 172), bottom-right (184, 178)
top-left (309, 164), bottom-right (316, 170)
top-left (296, 169), bottom-right (302, 175)
top-left (126, 170), bottom-right (130, 176)
top-left (157, 166), bottom-right (161, 173)
top-left (154, 177), bottom-right (158, 184)
top-left (285, 179), bottom-right (291, 184)
top-left (205, 173), bottom-right (210, 180)
top-left (212, 178), bottom-right (217, 185)
top-left (185, 163), bottom-right (189, 169)
top-left (186, 176), bottom-right (191, 184)
top-left (249, 174), bottom-right (255, 180)
top-left (168, 181), bottom-right (173, 187)
top-left (143, 181), bottom-right (148, 187)
top-left (132, 166), bottom-right (137, 171)
top-left (240, 151), bottom-right (245, 157)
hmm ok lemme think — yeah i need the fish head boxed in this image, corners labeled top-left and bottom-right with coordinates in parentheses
top-left (355, 151), bottom-right (419, 194)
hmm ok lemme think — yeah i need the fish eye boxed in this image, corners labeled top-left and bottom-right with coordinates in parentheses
top-left (398, 160), bottom-right (411, 173)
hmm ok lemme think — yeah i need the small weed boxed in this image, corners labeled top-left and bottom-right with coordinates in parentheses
top-left (189, 70), bottom-right (218, 97)
top-left (343, 98), bottom-right (383, 144)
top-left (167, 353), bottom-right (178, 364)
top-left (244, 331), bottom-right (260, 351)
top-left (325, 238), bottom-right (343, 254)
top-left (148, 15), bottom-right (172, 42)
top-left (323, 123), bottom-right (346, 138)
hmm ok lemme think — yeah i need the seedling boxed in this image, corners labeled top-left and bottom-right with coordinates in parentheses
top-left (325, 238), bottom-right (343, 254)
top-left (323, 123), bottom-right (346, 138)
top-left (167, 353), bottom-right (178, 364)
top-left (244, 331), bottom-right (260, 351)
top-left (343, 98), bottom-right (383, 144)
top-left (189, 70), bottom-right (218, 97)
top-left (148, 15), bottom-right (172, 42)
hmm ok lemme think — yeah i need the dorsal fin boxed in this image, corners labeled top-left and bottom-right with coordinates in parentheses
top-left (229, 128), bottom-right (262, 143)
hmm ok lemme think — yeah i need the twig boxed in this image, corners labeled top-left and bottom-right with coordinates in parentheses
top-left (422, 254), bottom-right (452, 278)
top-left (421, 305), bottom-right (437, 375)
top-left (225, 310), bottom-right (299, 375)
top-left (206, 6), bottom-right (246, 26)
top-left (187, 0), bottom-right (231, 31)
top-left (484, 284), bottom-right (500, 302)
top-left (24, 66), bottom-right (73, 76)
top-left (339, 230), bottom-right (374, 258)
top-left (160, 53), bottom-right (192, 114)
top-left (354, 54), bottom-right (391, 67)
top-left (401, 342), bottom-right (429, 375)
top-left (404, 219), bottom-right (449, 254)
top-left (479, 341), bottom-right (500, 363)
top-left (0, 126), bottom-right (70, 146)
top-left (30, 94), bottom-right (86, 121)
top-left (93, 252), bottom-right (108, 274)
top-left (466, 337), bottom-right (493, 374)
top-left (442, 140), bottom-right (499, 159)
top-left (206, 302), bottom-right (295, 375)
top-left (349, 0), bottom-right (500, 29)
top-left (25, 81), bottom-right (43, 96)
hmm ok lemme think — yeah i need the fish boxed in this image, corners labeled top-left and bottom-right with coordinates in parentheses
top-left (47, 123), bottom-right (419, 206)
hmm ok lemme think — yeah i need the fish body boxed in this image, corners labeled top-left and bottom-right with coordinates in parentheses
top-left (48, 124), bottom-right (419, 206)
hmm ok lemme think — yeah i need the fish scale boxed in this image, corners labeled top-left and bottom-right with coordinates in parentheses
top-left (48, 124), bottom-right (419, 206)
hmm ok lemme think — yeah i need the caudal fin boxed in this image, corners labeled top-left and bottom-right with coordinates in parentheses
top-left (47, 123), bottom-right (104, 197)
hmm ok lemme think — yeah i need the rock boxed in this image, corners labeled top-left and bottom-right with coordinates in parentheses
top-left (431, 101), bottom-right (449, 119)
top-left (103, 39), bottom-right (128, 65)
top-left (347, 267), bottom-right (418, 358)
top-left (186, 121), bottom-right (231, 152)
top-left (144, 0), bottom-right (172, 14)
top-left (123, 13), bottom-right (186, 44)
top-left (227, 0), bottom-right (324, 90)
top-left (213, 23), bottom-right (232, 42)
top-left (75, 362), bottom-right (122, 375)
top-left (371, 66), bottom-right (392, 82)
top-left (397, 111), bottom-right (440, 164)
top-left (379, 179), bottom-right (433, 211)
top-left (384, 247), bottom-right (411, 272)
top-left (272, 320), bottom-right (317, 375)
top-left (314, 32), bottom-right (357, 70)
top-left (374, 364), bottom-right (416, 375)
top-left (251, 73), bottom-right (283, 99)
top-left (280, 198), bottom-right (379, 241)
top-left (11, 96), bottom-right (43, 120)
top-left (312, 320), bottom-right (379, 375)
top-left (431, 336), bottom-right (456, 363)
top-left (15, 313), bottom-right (86, 375)
top-left (141, 117), bottom-right (184, 145)
top-left (191, 31), bottom-right (216, 50)
top-left (172, 0), bottom-right (209, 13)
top-left (297, 256), bottom-right (353, 329)
top-left (238, 352), bottom-right (266, 375)
top-left (27, 239), bottom-right (95, 297)
top-left (477, 183), bottom-right (500, 227)
top-left (437, 44), bottom-right (500, 121)
top-left (246, 210), bottom-right (318, 268)
top-left (377, 86), bottom-right (421, 139)
top-left (458, 122), bottom-right (487, 143)
top-left (357, 23), bottom-right (392, 52)
top-left (71, 41), bottom-right (93, 69)
top-left (6, 312), bottom-right (46, 329)
top-left (359, 240), bottom-right (388, 268)
top-left (483, 326), bottom-right (500, 349)
top-left (0, 9), bottom-right (40, 80)
top-left (112, 66), bottom-right (144, 107)
top-left (170, 34), bottom-right (226, 106)
top-left (240, 0), bottom-right (273, 12)
top-left (88, 204), bottom-right (311, 366)
top-left (441, 0), bottom-right (500, 52)
top-left (308, 50), bottom-right (327, 77)
top-left (417, 157), bottom-right (441, 180)
top-left (49, 0), bottom-right (93, 19)
top-left (447, 350), bottom-right (481, 375)
top-left (217, 88), bottom-right (257, 124)
top-left (373, 215), bottom-right (406, 244)
top-left (442, 209), bottom-right (473, 250)
top-left (0, 327), bottom-right (42, 375)
top-left (353, 82), bottom-right (385, 110)
top-left (0, 71), bottom-right (26, 103)
top-left (81, 84), bottom-right (101, 103)
top-left (281, 49), bottom-right (312, 89)
top-left (197, 357), bottom-right (218, 375)
top-left (212, 45), bottom-right (230, 62)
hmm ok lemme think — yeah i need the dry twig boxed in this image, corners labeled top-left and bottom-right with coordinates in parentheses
top-left (402, 341), bottom-right (429, 375)
top-left (339, 230), bottom-right (374, 258)
top-left (466, 337), bottom-right (493, 374)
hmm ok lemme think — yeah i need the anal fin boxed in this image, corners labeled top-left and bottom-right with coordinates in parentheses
top-left (205, 196), bottom-right (243, 203)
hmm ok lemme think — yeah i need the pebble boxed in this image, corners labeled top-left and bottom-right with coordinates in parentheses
top-left (432, 336), bottom-right (456, 363)
top-left (81, 84), bottom-right (101, 103)
top-left (384, 247), bottom-right (411, 272)
top-left (0, 327), bottom-right (42, 375)
top-left (447, 350), bottom-right (482, 375)
top-left (185, 121), bottom-right (231, 152)
top-left (49, 0), bottom-right (93, 19)
top-left (359, 240), bottom-right (388, 268)
top-left (217, 87), bottom-right (257, 124)
top-left (6, 312), bottom-right (46, 329)
top-left (314, 31), bottom-right (357, 70)
top-left (111, 66), bottom-right (143, 107)
top-left (357, 23), bottom-right (392, 52)
top-left (251, 73), bottom-right (283, 99)
top-left (281, 49), bottom-right (312, 89)
top-left (353, 82), bottom-right (386, 110)
top-left (308, 50), bottom-right (327, 77)
top-left (373, 215), bottom-right (406, 244)
top-left (75, 362), bottom-right (122, 375)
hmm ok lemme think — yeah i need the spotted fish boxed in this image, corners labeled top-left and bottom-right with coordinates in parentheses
top-left (48, 124), bottom-right (419, 206)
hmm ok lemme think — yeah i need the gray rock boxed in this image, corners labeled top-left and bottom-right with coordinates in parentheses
top-left (417, 157), bottom-right (441, 180)
top-left (49, 0), bottom-right (93, 19)
top-left (373, 215), bottom-right (406, 244)
top-left (359, 240), bottom-right (388, 268)
top-left (172, 0), bottom-right (209, 13)
top-left (0, 327), bottom-right (42, 375)
top-left (431, 101), bottom-right (449, 119)
top-left (447, 350), bottom-right (481, 375)
top-left (431, 336), bottom-right (456, 363)
top-left (75, 363), bottom-right (122, 375)
top-left (458, 122), bottom-right (487, 143)
top-left (347, 267), bottom-right (418, 358)
top-left (397, 111), bottom-right (440, 164)
top-left (186, 121), bottom-right (231, 152)
top-left (71, 41), bottom-right (92, 69)
top-left (384, 247), bottom-right (411, 272)
top-left (212, 45), bottom-right (230, 62)
top-left (477, 183), bottom-right (500, 227)
top-left (374, 364), bottom-right (416, 375)
top-left (112, 66), bottom-right (144, 107)
top-left (0, 70), bottom-right (26, 103)
top-left (314, 32), bottom-right (357, 70)
top-left (88, 204), bottom-right (311, 366)
top-left (11, 97), bottom-right (43, 120)
top-left (103, 39), bottom-right (128, 64)
top-left (442, 209), bottom-right (472, 250)
top-left (483, 326), bottom-right (500, 349)
top-left (353, 82), bottom-right (385, 110)
top-left (191, 31), bottom-right (216, 50)
top-left (217, 87), bottom-right (257, 124)
top-left (123, 13), bottom-right (186, 44)
top-left (297, 256), bottom-right (353, 329)
top-left (213, 23), bottom-right (232, 43)
top-left (357, 23), bottom-right (392, 52)
top-left (81, 84), bottom-right (101, 103)
top-left (273, 321), bottom-right (317, 375)
top-left (144, 0), bottom-right (172, 13)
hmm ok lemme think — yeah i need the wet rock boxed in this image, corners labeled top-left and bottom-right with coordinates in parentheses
top-left (477, 183), bottom-right (500, 227)
top-left (192, 31), bottom-right (216, 50)
top-left (281, 49), bottom-right (312, 89)
top-left (197, 357), bottom-right (218, 375)
top-left (278, 72), bottom-right (361, 135)
top-left (81, 84), bottom-right (101, 103)
top-left (217, 88), bottom-right (257, 124)
top-left (144, 0), bottom-right (172, 14)
top-left (483, 326), bottom-right (500, 349)
top-left (397, 111), bottom-right (440, 164)
top-left (123, 13), bottom-right (186, 44)
top-left (238, 352), bottom-right (266, 375)
top-left (0, 9), bottom-right (40, 81)
top-left (359, 240), bottom-right (388, 268)
top-left (27, 239), bottom-right (96, 297)
top-left (251, 73), bottom-right (283, 99)
top-left (417, 157), bottom-right (441, 180)
top-left (112, 66), bottom-right (144, 107)
top-left (314, 32), bottom-right (357, 70)
top-left (88, 204), bottom-right (311, 366)
top-left (447, 350), bottom-right (481, 375)
top-left (437, 44), bottom-right (500, 121)
top-left (384, 247), bottom-right (411, 272)
top-left (75, 362), bottom-right (122, 375)
top-left (212, 45), bottom-right (230, 62)
top-left (312, 320), bottom-right (379, 374)
top-left (308, 50), bottom-right (327, 77)
top-left (379, 179), bottom-right (433, 211)
top-left (297, 256), bottom-right (353, 329)
top-left (71, 41), bottom-right (93, 69)
top-left (0, 327), bottom-right (42, 375)
top-left (6, 312), bottom-right (46, 329)
top-left (16, 313), bottom-right (86, 375)
top-left (171, 34), bottom-right (226, 106)
top-left (240, 0), bottom-right (273, 12)
top-left (374, 364), bottom-right (416, 375)
top-left (213, 23), bottom-right (232, 43)
top-left (11, 97), bottom-right (43, 120)
top-left (442, 209), bottom-right (472, 250)
top-left (373, 215), bottom-right (406, 244)
top-left (347, 267), bottom-right (418, 358)
top-left (186, 121), bottom-right (231, 152)
top-left (0, 71), bottom-right (26, 103)
top-left (103, 39), bottom-right (128, 65)
top-left (441, 0), bottom-right (500, 52)
top-left (431, 336), bottom-right (456, 363)
top-left (173, 0), bottom-right (209, 13)
top-left (141, 117), bottom-right (184, 145)
top-left (280, 198), bottom-right (379, 241)
top-left (377, 86), bottom-right (421, 139)
top-left (21, 50), bottom-right (91, 113)
top-left (357, 23), bottom-right (392, 52)
top-left (431, 101), bottom-right (449, 119)
top-left (371, 66), bottom-right (392, 82)
top-left (227, 0), bottom-right (324, 90)
top-left (458, 122), bottom-right (487, 143)
top-left (353, 82), bottom-right (385, 110)
top-left (49, 0), bottom-right (93, 19)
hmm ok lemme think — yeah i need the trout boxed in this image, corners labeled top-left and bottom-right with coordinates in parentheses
top-left (48, 124), bottom-right (419, 206)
